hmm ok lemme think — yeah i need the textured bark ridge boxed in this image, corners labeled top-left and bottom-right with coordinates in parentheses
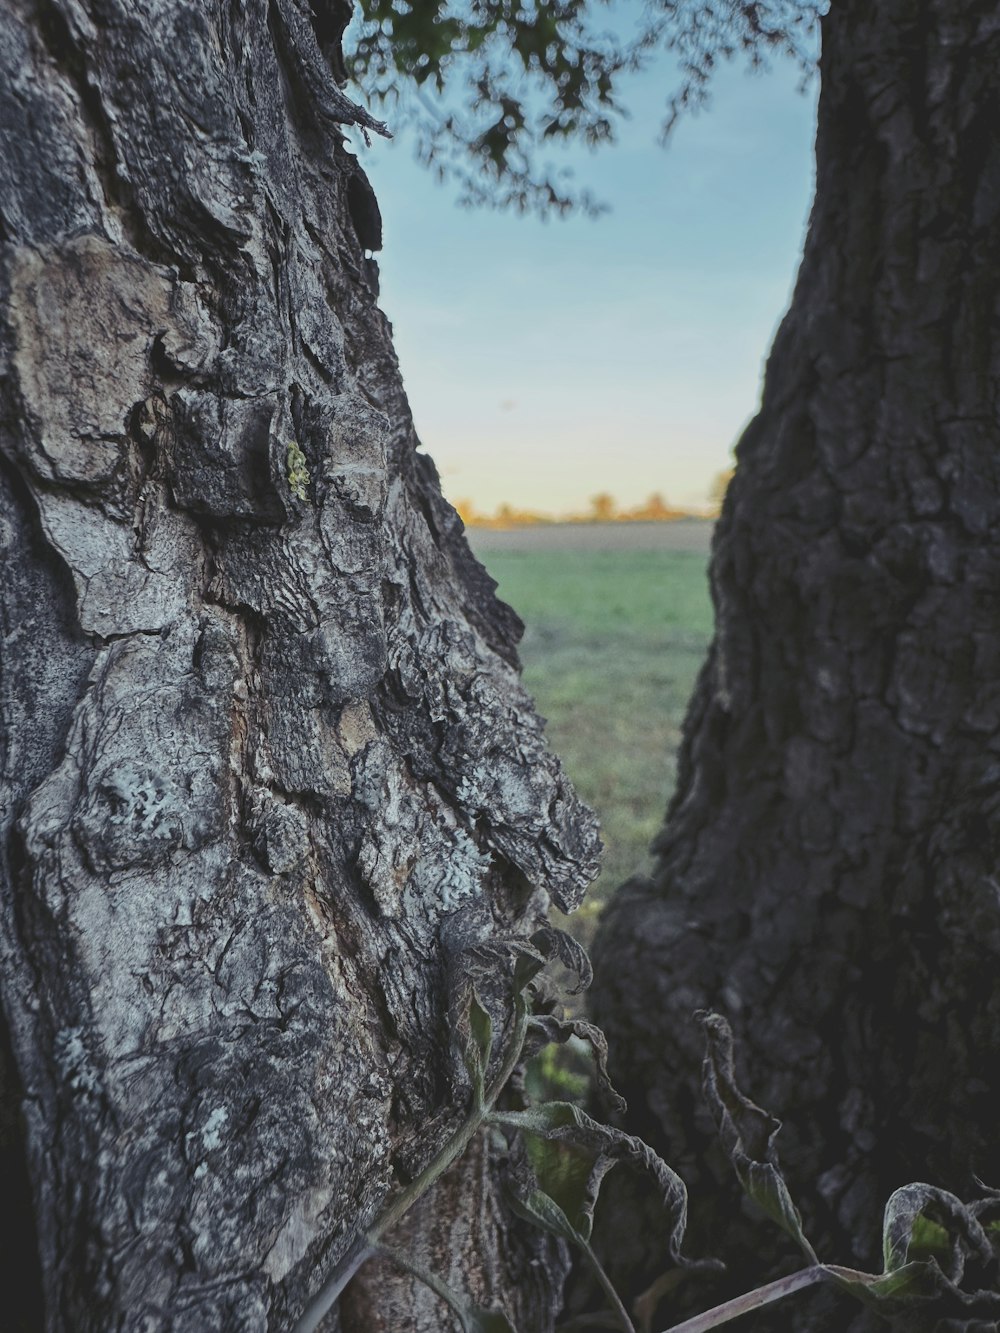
top-left (0, 2), bottom-right (600, 1329)
top-left (592, 2), bottom-right (1000, 1325)
top-left (340, 1133), bottom-right (567, 1332)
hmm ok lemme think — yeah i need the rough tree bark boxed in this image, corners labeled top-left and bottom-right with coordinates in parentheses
top-left (592, 1), bottom-right (1000, 1325)
top-left (0, 1), bottom-right (600, 1329)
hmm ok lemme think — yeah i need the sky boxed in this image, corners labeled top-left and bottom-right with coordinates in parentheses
top-left (351, 38), bottom-right (819, 517)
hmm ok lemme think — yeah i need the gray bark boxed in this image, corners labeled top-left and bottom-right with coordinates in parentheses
top-left (0, 1), bottom-right (600, 1328)
top-left (591, 1), bottom-right (1000, 1328)
top-left (340, 1133), bottom-right (567, 1332)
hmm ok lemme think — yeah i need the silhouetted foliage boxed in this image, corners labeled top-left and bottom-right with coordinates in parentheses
top-left (347, 0), bottom-right (826, 214)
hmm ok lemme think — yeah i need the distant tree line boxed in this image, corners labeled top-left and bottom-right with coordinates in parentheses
top-left (455, 482), bottom-right (732, 529)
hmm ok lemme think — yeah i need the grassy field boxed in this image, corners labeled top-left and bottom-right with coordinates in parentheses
top-left (467, 522), bottom-right (715, 944)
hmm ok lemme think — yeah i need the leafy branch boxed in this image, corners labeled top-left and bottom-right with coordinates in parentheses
top-left (345, 0), bottom-right (826, 215)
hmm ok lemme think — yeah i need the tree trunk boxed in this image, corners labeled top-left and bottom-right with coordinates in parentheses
top-left (592, 0), bottom-right (1000, 1323)
top-left (0, 1), bottom-right (600, 1328)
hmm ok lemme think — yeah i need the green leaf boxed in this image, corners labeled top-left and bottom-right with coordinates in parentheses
top-left (459, 931), bottom-right (550, 997)
top-left (699, 1017), bottom-right (1000, 1323)
top-left (882, 1182), bottom-right (994, 1280)
top-left (511, 939), bottom-right (550, 994)
top-left (527, 1132), bottom-right (601, 1242)
top-left (822, 1259), bottom-right (945, 1307)
top-left (508, 1185), bottom-right (582, 1247)
top-left (495, 1102), bottom-right (603, 1241)
top-left (828, 1257), bottom-right (1000, 1320)
top-left (506, 1180), bottom-right (641, 1333)
top-left (699, 1011), bottom-right (818, 1264)
top-left (531, 925), bottom-right (593, 993)
top-left (905, 1215), bottom-right (952, 1261)
top-left (526, 1012), bottom-right (626, 1115)
top-left (492, 1099), bottom-right (707, 1269)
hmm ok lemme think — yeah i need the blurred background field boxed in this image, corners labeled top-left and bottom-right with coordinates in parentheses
top-left (467, 520), bottom-right (715, 946)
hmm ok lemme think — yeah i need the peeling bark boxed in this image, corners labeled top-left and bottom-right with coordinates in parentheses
top-left (591, 3), bottom-right (1000, 1328)
top-left (0, 2), bottom-right (600, 1328)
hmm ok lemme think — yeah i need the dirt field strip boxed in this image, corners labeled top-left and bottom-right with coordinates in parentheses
top-left (466, 518), bottom-right (715, 556)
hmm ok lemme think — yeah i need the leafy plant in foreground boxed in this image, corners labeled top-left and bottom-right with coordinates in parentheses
top-left (295, 954), bottom-right (1000, 1333)
top-left (293, 926), bottom-right (708, 1332)
top-left (682, 1012), bottom-right (1000, 1331)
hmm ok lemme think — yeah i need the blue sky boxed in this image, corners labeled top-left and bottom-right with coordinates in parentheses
top-left (353, 44), bottom-right (819, 516)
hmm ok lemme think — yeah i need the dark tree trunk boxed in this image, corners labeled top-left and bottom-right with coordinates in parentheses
top-left (592, 0), bottom-right (1000, 1324)
top-left (0, 1), bottom-right (599, 1328)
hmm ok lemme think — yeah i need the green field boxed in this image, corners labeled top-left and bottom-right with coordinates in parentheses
top-left (469, 527), bottom-right (715, 943)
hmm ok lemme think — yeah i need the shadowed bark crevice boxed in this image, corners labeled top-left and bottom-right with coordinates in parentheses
top-left (0, 882), bottom-right (45, 1332)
